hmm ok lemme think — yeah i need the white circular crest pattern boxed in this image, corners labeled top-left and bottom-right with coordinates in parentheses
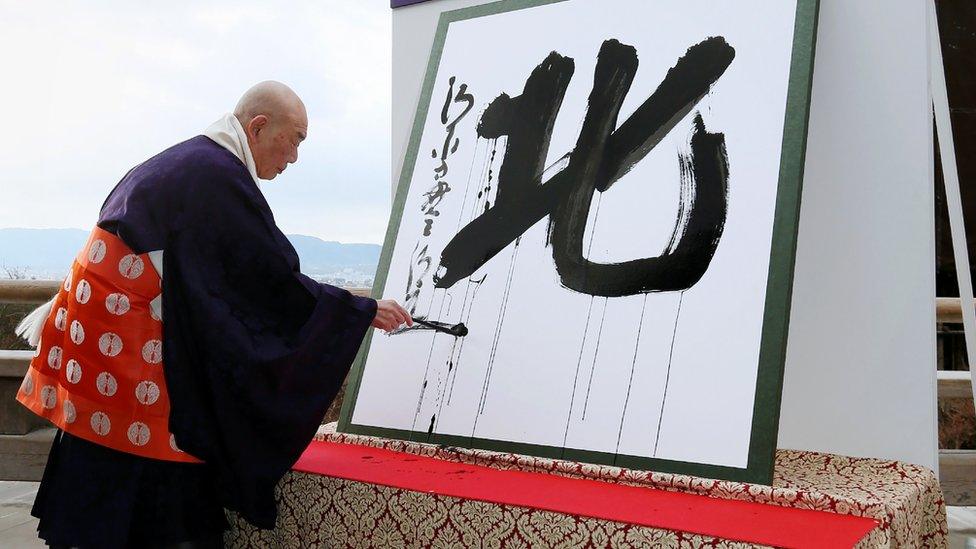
top-left (88, 239), bottom-right (107, 263)
top-left (98, 333), bottom-right (123, 357)
top-left (69, 320), bottom-right (85, 345)
top-left (142, 340), bottom-right (162, 364)
top-left (20, 373), bottom-right (33, 395)
top-left (40, 385), bottom-right (57, 409)
top-left (75, 279), bottom-right (91, 304)
top-left (96, 372), bottom-right (118, 397)
top-left (65, 359), bottom-right (82, 384)
top-left (127, 422), bottom-right (150, 446)
top-left (63, 400), bottom-right (76, 423)
top-left (54, 307), bottom-right (67, 331)
top-left (90, 411), bottom-right (111, 436)
top-left (105, 293), bottom-right (130, 316)
top-left (135, 381), bottom-right (160, 405)
top-left (47, 346), bottom-right (63, 370)
top-left (118, 255), bottom-right (145, 279)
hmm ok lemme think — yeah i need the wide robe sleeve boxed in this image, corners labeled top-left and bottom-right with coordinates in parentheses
top-left (159, 164), bottom-right (376, 528)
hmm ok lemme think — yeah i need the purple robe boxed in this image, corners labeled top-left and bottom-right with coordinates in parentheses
top-left (96, 135), bottom-right (377, 527)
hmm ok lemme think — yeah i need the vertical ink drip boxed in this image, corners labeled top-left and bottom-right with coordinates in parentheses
top-left (472, 237), bottom-right (522, 437)
top-left (653, 291), bottom-right (685, 457)
top-left (411, 291), bottom-right (450, 431)
top-left (616, 294), bottom-right (648, 453)
top-left (478, 239), bottom-right (520, 415)
top-left (567, 191), bottom-right (604, 432)
top-left (447, 274), bottom-right (486, 406)
top-left (581, 297), bottom-right (608, 421)
top-left (431, 336), bottom-right (460, 433)
top-left (562, 295), bottom-right (596, 448)
top-left (422, 134), bottom-right (496, 434)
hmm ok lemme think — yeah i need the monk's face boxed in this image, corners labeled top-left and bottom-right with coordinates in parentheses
top-left (245, 105), bottom-right (308, 180)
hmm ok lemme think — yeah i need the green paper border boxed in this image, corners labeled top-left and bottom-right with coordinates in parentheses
top-left (341, 0), bottom-right (820, 485)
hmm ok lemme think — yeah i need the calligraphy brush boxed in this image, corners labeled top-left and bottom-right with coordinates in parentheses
top-left (410, 317), bottom-right (468, 337)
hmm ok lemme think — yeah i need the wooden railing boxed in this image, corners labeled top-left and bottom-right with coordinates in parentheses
top-left (935, 298), bottom-right (976, 505)
top-left (937, 297), bottom-right (975, 400)
top-left (937, 297), bottom-right (976, 323)
top-left (0, 280), bottom-right (62, 304)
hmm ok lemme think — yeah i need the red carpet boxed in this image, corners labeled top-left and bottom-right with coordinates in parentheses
top-left (294, 441), bottom-right (878, 548)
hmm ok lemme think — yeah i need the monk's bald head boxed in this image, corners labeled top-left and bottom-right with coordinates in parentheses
top-left (234, 81), bottom-right (308, 180)
top-left (234, 81), bottom-right (306, 125)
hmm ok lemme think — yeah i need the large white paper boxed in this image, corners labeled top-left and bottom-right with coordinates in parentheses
top-left (353, 0), bottom-right (799, 469)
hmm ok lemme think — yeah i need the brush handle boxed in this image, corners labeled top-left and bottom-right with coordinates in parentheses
top-left (411, 317), bottom-right (453, 335)
top-left (411, 317), bottom-right (465, 337)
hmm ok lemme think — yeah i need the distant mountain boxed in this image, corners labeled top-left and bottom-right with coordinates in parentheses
top-left (0, 228), bottom-right (381, 282)
top-left (286, 234), bottom-right (381, 272)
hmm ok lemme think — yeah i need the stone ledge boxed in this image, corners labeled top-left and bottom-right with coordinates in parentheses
top-left (0, 351), bottom-right (31, 378)
top-left (0, 429), bottom-right (56, 482)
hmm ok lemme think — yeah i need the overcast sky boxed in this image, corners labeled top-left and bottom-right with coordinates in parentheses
top-left (0, 1), bottom-right (391, 244)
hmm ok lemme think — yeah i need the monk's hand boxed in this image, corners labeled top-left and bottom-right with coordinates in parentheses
top-left (372, 299), bottom-right (413, 332)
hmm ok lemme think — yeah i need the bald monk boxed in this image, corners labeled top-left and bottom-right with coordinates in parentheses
top-left (15, 81), bottom-right (411, 548)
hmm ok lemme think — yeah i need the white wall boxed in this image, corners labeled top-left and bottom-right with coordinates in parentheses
top-left (391, 0), bottom-right (938, 471)
top-left (775, 0), bottom-right (938, 470)
top-left (392, 0), bottom-right (485, 191)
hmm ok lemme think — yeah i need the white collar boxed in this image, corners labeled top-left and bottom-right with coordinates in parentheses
top-left (203, 113), bottom-right (260, 186)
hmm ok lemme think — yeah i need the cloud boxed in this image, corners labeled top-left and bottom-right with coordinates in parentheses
top-left (0, 1), bottom-right (392, 243)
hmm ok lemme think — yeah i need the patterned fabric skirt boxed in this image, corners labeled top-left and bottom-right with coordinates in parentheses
top-left (32, 430), bottom-right (228, 548)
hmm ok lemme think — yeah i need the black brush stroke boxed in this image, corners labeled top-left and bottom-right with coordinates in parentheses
top-left (554, 111), bottom-right (729, 296)
top-left (433, 37), bottom-right (735, 296)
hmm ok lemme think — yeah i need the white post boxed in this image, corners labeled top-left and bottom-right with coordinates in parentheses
top-left (928, 0), bottom-right (976, 408)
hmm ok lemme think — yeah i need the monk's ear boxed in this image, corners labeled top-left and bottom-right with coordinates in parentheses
top-left (247, 115), bottom-right (269, 141)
